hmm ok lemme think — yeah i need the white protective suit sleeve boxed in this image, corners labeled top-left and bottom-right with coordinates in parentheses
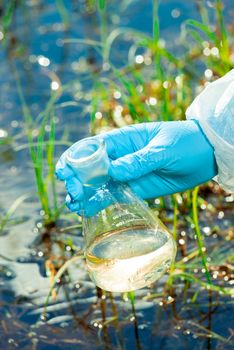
top-left (186, 69), bottom-right (234, 193)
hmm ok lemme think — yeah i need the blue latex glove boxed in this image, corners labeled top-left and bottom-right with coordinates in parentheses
top-left (56, 120), bottom-right (217, 214)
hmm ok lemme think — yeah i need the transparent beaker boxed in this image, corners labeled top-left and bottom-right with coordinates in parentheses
top-left (66, 138), bottom-right (177, 292)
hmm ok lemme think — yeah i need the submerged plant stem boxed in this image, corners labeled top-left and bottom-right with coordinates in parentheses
top-left (43, 253), bottom-right (84, 316)
top-left (129, 291), bottom-right (142, 350)
top-left (192, 186), bottom-right (212, 284)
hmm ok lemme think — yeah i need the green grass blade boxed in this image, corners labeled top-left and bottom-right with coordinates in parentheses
top-left (192, 186), bottom-right (212, 284)
top-left (98, 0), bottom-right (105, 10)
top-left (56, 0), bottom-right (69, 28)
top-left (0, 194), bottom-right (30, 233)
top-left (185, 19), bottom-right (219, 46)
top-left (2, 0), bottom-right (17, 36)
top-left (46, 113), bottom-right (58, 216)
top-left (172, 272), bottom-right (231, 295)
top-left (215, 0), bottom-right (230, 61)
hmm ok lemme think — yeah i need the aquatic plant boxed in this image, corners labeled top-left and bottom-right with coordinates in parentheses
top-left (15, 69), bottom-right (62, 227)
top-left (0, 194), bottom-right (30, 234)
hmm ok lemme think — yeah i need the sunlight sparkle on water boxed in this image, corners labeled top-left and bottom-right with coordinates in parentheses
top-left (113, 91), bottom-right (121, 99)
top-left (171, 8), bottom-right (181, 18)
top-left (175, 75), bottom-right (183, 86)
top-left (145, 56), bottom-right (152, 65)
top-left (135, 55), bottom-right (144, 64)
top-left (204, 69), bottom-right (213, 80)
top-left (211, 47), bottom-right (219, 57)
top-left (178, 239), bottom-right (185, 245)
top-left (202, 226), bottom-right (211, 235)
top-left (200, 203), bottom-right (207, 210)
top-left (203, 47), bottom-right (211, 56)
top-left (95, 112), bottom-right (103, 120)
top-left (136, 85), bottom-right (143, 93)
top-left (149, 97), bottom-right (157, 106)
top-left (38, 55), bottom-right (50, 67)
top-left (51, 81), bottom-right (60, 90)
top-left (0, 129), bottom-right (8, 138)
top-left (103, 62), bottom-right (110, 71)
top-left (11, 120), bottom-right (19, 128)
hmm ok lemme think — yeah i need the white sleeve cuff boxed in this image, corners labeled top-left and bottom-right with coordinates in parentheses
top-left (186, 69), bottom-right (234, 193)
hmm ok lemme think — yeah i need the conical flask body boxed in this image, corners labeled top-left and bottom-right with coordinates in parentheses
top-left (66, 138), bottom-right (177, 292)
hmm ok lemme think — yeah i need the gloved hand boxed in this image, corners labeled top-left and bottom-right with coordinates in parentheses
top-left (56, 120), bottom-right (217, 214)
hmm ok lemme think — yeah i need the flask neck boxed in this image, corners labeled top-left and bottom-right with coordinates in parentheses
top-left (66, 137), bottom-right (110, 186)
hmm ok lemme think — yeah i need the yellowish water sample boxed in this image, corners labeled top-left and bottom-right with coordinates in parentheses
top-left (86, 225), bottom-right (176, 292)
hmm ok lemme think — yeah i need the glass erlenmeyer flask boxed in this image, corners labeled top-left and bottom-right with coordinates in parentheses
top-left (66, 138), bottom-right (177, 292)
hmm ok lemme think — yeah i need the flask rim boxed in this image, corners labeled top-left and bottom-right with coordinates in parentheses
top-left (66, 137), bottom-right (105, 167)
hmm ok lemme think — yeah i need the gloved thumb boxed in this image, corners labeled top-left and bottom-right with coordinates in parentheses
top-left (109, 144), bottom-right (167, 182)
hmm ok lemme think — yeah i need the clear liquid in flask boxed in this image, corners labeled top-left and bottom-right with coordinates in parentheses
top-left (85, 224), bottom-right (176, 292)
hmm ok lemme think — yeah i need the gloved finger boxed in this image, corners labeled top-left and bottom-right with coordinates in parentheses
top-left (56, 150), bottom-right (74, 180)
top-left (84, 195), bottom-right (114, 217)
top-left (129, 173), bottom-right (179, 199)
top-left (56, 122), bottom-right (161, 180)
top-left (66, 194), bottom-right (83, 212)
top-left (109, 144), bottom-right (167, 182)
top-left (98, 123), bottom-right (160, 160)
top-left (66, 192), bottom-right (113, 217)
top-left (65, 177), bottom-right (84, 201)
